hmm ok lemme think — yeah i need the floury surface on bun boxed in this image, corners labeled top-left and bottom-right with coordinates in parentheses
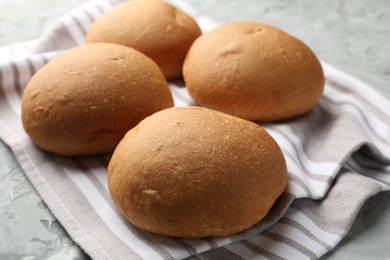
top-left (183, 22), bottom-right (325, 122)
top-left (85, 0), bottom-right (202, 80)
top-left (21, 43), bottom-right (173, 156)
top-left (108, 106), bottom-right (287, 238)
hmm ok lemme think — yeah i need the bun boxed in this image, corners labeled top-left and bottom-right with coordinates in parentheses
top-left (183, 22), bottom-right (324, 122)
top-left (108, 106), bottom-right (287, 238)
top-left (85, 0), bottom-right (201, 80)
top-left (21, 43), bottom-right (173, 156)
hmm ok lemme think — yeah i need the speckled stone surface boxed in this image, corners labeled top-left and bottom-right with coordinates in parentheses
top-left (0, 141), bottom-right (88, 260)
top-left (0, 0), bottom-right (389, 259)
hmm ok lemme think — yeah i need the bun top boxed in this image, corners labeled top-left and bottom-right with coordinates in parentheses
top-left (108, 106), bottom-right (287, 238)
top-left (183, 22), bottom-right (324, 122)
top-left (86, 0), bottom-right (201, 80)
top-left (22, 43), bottom-right (173, 156)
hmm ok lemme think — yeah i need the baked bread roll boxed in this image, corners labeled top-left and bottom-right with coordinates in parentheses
top-left (22, 43), bottom-right (173, 156)
top-left (85, 0), bottom-right (201, 80)
top-left (183, 22), bottom-right (325, 122)
top-left (108, 106), bottom-right (287, 238)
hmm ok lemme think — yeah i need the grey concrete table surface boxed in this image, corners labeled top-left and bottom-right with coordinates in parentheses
top-left (0, 0), bottom-right (389, 259)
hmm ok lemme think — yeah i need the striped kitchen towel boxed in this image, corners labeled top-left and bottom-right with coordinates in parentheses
top-left (1, 0), bottom-right (390, 259)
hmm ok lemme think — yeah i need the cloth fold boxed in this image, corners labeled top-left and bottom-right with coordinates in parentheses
top-left (1, 0), bottom-right (390, 259)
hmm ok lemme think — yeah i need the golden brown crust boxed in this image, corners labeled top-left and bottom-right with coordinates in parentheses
top-left (108, 106), bottom-right (287, 238)
top-left (183, 22), bottom-right (325, 122)
top-left (85, 0), bottom-right (201, 80)
top-left (21, 43), bottom-right (173, 156)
